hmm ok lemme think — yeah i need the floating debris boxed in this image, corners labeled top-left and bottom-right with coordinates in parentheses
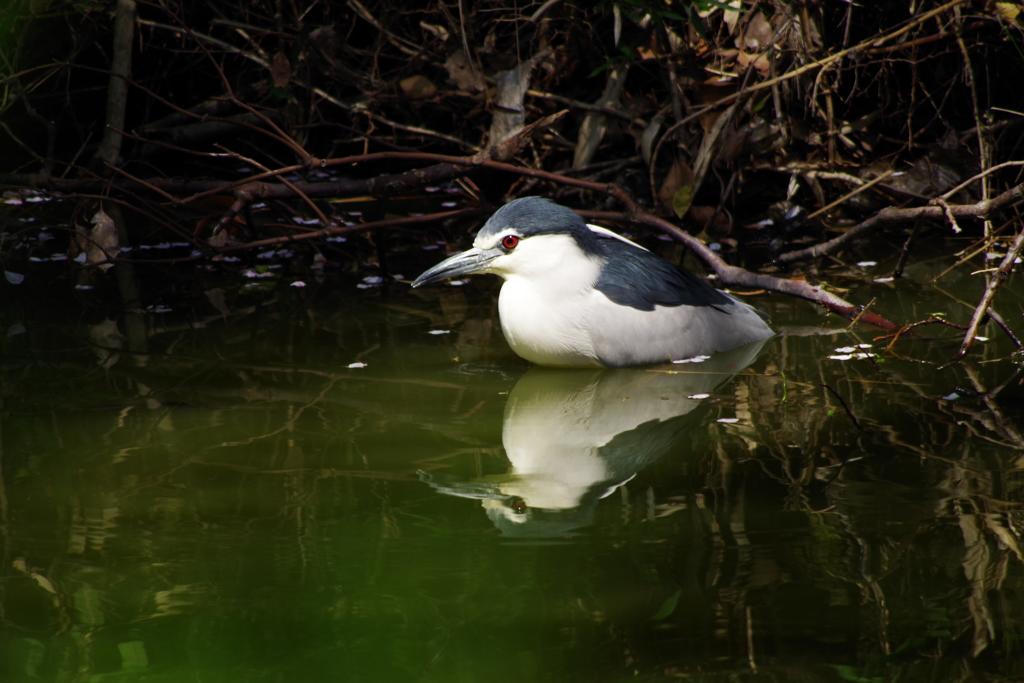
top-left (241, 268), bottom-right (275, 278)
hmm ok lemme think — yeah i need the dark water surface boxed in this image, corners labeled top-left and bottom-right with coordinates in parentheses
top-left (2, 245), bottom-right (1024, 683)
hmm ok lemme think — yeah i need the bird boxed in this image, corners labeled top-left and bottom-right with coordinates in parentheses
top-left (411, 196), bottom-right (773, 368)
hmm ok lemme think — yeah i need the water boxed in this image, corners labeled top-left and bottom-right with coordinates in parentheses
top-left (2, 244), bottom-right (1024, 682)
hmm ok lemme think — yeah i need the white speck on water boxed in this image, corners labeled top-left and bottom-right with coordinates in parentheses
top-left (241, 269), bottom-right (274, 278)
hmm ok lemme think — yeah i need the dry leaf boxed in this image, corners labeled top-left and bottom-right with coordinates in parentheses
top-left (74, 208), bottom-right (121, 272)
top-left (742, 11), bottom-right (773, 51)
top-left (996, 2), bottom-right (1022, 28)
top-left (737, 50), bottom-right (770, 73)
top-left (573, 64), bottom-right (628, 168)
top-left (488, 51), bottom-right (550, 149)
top-left (657, 158), bottom-right (696, 216)
top-left (271, 51), bottom-right (290, 88)
top-left (723, 0), bottom-right (743, 36)
top-left (688, 205), bottom-right (731, 237)
top-left (445, 50), bottom-right (484, 91)
top-left (399, 75), bottom-right (437, 99)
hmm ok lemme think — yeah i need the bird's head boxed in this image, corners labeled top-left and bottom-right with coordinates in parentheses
top-left (411, 197), bottom-right (601, 288)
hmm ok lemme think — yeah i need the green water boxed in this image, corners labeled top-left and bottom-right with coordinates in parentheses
top-left (2, 250), bottom-right (1024, 682)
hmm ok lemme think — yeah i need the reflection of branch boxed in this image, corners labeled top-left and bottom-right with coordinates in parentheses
top-left (961, 364), bottom-right (1024, 449)
top-left (819, 383), bottom-right (864, 432)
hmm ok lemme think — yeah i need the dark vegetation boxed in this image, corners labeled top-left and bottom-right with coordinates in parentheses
top-left (3, 4), bottom-right (1024, 680)
top-left (1, 0), bottom-right (1023, 358)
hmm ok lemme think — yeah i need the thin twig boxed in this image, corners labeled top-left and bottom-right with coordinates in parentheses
top-left (958, 226), bottom-right (1024, 358)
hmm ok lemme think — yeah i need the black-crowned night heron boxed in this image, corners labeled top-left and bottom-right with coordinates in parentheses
top-left (412, 196), bottom-right (773, 368)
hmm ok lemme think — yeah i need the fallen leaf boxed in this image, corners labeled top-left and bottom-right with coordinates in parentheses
top-left (656, 157), bottom-right (696, 216)
top-left (399, 75), bottom-right (437, 98)
top-left (488, 51), bottom-right (549, 148)
top-left (573, 64), bottom-right (628, 168)
top-left (271, 51), bottom-right (290, 88)
top-left (741, 10), bottom-right (773, 51)
top-left (445, 49), bottom-right (484, 91)
top-left (723, 0), bottom-right (743, 36)
top-left (74, 208), bottom-right (121, 272)
top-left (737, 50), bottom-right (770, 73)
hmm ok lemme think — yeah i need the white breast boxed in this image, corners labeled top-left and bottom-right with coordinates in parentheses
top-left (491, 235), bottom-right (605, 368)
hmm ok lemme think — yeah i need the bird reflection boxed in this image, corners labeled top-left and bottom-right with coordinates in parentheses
top-left (421, 340), bottom-right (766, 537)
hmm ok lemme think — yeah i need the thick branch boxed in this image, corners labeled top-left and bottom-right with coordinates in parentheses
top-left (93, 0), bottom-right (136, 167)
top-left (777, 182), bottom-right (1024, 264)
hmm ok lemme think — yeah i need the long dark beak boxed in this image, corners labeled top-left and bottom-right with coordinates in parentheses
top-left (411, 247), bottom-right (501, 288)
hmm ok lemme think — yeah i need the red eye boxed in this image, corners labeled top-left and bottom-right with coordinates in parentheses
top-left (501, 235), bottom-right (519, 250)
